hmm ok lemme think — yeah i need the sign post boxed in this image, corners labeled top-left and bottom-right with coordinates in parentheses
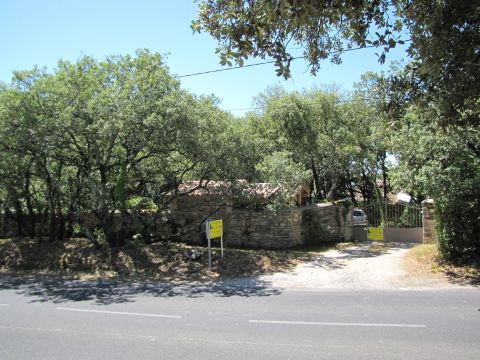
top-left (206, 219), bottom-right (224, 270)
top-left (206, 219), bottom-right (211, 270)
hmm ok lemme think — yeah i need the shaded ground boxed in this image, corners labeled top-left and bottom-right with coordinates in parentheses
top-left (0, 237), bottom-right (325, 281)
top-left (1, 239), bottom-right (478, 304)
top-left (0, 277), bottom-right (282, 304)
top-left (0, 237), bottom-right (325, 304)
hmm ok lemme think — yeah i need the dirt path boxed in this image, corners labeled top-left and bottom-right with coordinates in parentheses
top-left (258, 242), bottom-right (464, 290)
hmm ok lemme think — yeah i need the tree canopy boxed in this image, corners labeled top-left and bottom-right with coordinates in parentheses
top-left (194, 0), bottom-right (479, 126)
top-left (0, 50), bottom-right (254, 247)
top-left (193, 0), bottom-right (404, 78)
top-left (0, 1), bottom-right (478, 263)
top-left (194, 0), bottom-right (480, 262)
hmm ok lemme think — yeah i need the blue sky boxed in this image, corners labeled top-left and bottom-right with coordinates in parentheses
top-left (0, 0), bottom-right (409, 116)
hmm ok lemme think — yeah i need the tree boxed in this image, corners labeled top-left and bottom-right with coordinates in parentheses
top-left (247, 87), bottom-right (363, 202)
top-left (342, 90), bottom-right (389, 207)
top-left (194, 1), bottom-right (479, 126)
top-left (400, 1), bottom-right (480, 128)
top-left (193, 0), bottom-right (480, 263)
top-left (193, 0), bottom-right (404, 78)
top-left (0, 68), bottom-right (70, 241)
top-left (256, 150), bottom-right (311, 210)
top-left (391, 106), bottom-right (480, 262)
top-left (0, 50), bottom-right (253, 247)
top-left (355, 63), bottom-right (480, 263)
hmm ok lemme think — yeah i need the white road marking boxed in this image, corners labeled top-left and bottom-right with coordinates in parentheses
top-left (249, 320), bottom-right (426, 328)
top-left (56, 307), bottom-right (181, 319)
top-left (0, 304), bottom-right (8, 306)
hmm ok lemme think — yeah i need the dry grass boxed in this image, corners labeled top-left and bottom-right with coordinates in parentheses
top-left (0, 237), bottom-right (330, 281)
top-left (404, 244), bottom-right (443, 278)
top-left (404, 244), bottom-right (480, 286)
top-left (334, 242), bottom-right (355, 250)
top-left (366, 241), bottom-right (395, 254)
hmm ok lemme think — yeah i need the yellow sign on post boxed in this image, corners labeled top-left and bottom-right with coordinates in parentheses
top-left (209, 219), bottom-right (223, 239)
top-left (206, 219), bottom-right (224, 270)
top-left (368, 227), bottom-right (384, 241)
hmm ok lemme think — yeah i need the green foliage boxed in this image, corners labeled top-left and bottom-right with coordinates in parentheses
top-left (247, 86), bottom-right (388, 204)
top-left (256, 150), bottom-right (311, 211)
top-left (400, 1), bottom-right (479, 128)
top-left (353, 63), bottom-right (480, 262)
top-left (194, 0), bottom-right (403, 78)
top-left (195, 1), bottom-right (479, 124)
top-left (391, 106), bottom-right (480, 262)
top-left (126, 196), bottom-right (157, 212)
top-left (0, 50), bottom-right (252, 247)
top-left (256, 151), bottom-right (310, 186)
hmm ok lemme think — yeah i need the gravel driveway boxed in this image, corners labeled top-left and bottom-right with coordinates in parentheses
top-left (258, 242), bottom-right (462, 290)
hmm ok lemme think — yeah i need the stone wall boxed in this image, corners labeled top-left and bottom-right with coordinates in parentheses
top-left (169, 196), bottom-right (353, 249)
top-left (301, 203), bottom-right (353, 245)
top-left (227, 208), bottom-right (303, 248)
top-left (168, 195), bottom-right (231, 243)
top-left (422, 199), bottom-right (437, 244)
top-left (1, 196), bottom-right (354, 249)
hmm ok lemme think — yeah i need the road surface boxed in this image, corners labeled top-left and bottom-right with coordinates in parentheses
top-left (0, 277), bottom-right (479, 359)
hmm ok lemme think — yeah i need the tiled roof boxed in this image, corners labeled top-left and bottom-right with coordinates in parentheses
top-left (177, 180), bottom-right (284, 199)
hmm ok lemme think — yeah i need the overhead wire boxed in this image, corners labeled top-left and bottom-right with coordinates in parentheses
top-left (226, 96), bottom-right (386, 113)
top-left (177, 45), bottom-right (378, 79)
top-left (175, 42), bottom-right (406, 113)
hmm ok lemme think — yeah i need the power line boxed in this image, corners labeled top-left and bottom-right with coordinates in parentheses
top-left (178, 59), bottom-right (280, 78)
top-left (175, 41), bottom-right (409, 113)
top-left (177, 45), bottom-right (377, 79)
top-left (226, 96), bottom-right (384, 112)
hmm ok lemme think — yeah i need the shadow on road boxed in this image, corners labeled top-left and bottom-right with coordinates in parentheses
top-left (0, 276), bottom-right (282, 304)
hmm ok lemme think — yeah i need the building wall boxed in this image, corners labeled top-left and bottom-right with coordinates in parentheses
top-left (168, 195), bottom-right (231, 244)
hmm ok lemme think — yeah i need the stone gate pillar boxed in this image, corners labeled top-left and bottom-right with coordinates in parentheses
top-left (422, 199), bottom-right (437, 244)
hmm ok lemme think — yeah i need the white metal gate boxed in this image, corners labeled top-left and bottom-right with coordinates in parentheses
top-left (353, 203), bottom-right (423, 243)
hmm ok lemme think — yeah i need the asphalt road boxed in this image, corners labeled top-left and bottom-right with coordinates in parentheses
top-left (0, 278), bottom-right (479, 360)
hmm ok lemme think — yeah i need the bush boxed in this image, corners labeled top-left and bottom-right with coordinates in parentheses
top-left (436, 195), bottom-right (480, 264)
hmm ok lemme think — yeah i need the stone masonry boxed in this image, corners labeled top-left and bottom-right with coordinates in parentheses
top-left (422, 199), bottom-right (437, 244)
top-left (169, 195), bottom-right (353, 249)
top-left (0, 189), bottom-right (355, 249)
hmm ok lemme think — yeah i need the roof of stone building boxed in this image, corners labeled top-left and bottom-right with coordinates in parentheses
top-left (176, 180), bottom-right (285, 199)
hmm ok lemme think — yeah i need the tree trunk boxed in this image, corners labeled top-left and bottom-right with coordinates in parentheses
top-left (102, 214), bottom-right (126, 248)
top-left (48, 209), bottom-right (57, 242)
top-left (24, 170), bottom-right (36, 238)
top-left (310, 158), bottom-right (322, 202)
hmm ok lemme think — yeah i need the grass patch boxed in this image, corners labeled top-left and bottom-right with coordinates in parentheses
top-left (366, 242), bottom-right (394, 254)
top-left (335, 241), bottom-right (393, 254)
top-left (334, 242), bottom-right (354, 250)
top-left (410, 244), bottom-right (440, 264)
top-left (405, 244), bottom-right (480, 286)
top-left (0, 237), bottom-right (329, 281)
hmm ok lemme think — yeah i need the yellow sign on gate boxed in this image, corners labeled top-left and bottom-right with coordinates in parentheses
top-left (367, 227), bottom-right (384, 241)
top-left (209, 219), bottom-right (223, 238)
